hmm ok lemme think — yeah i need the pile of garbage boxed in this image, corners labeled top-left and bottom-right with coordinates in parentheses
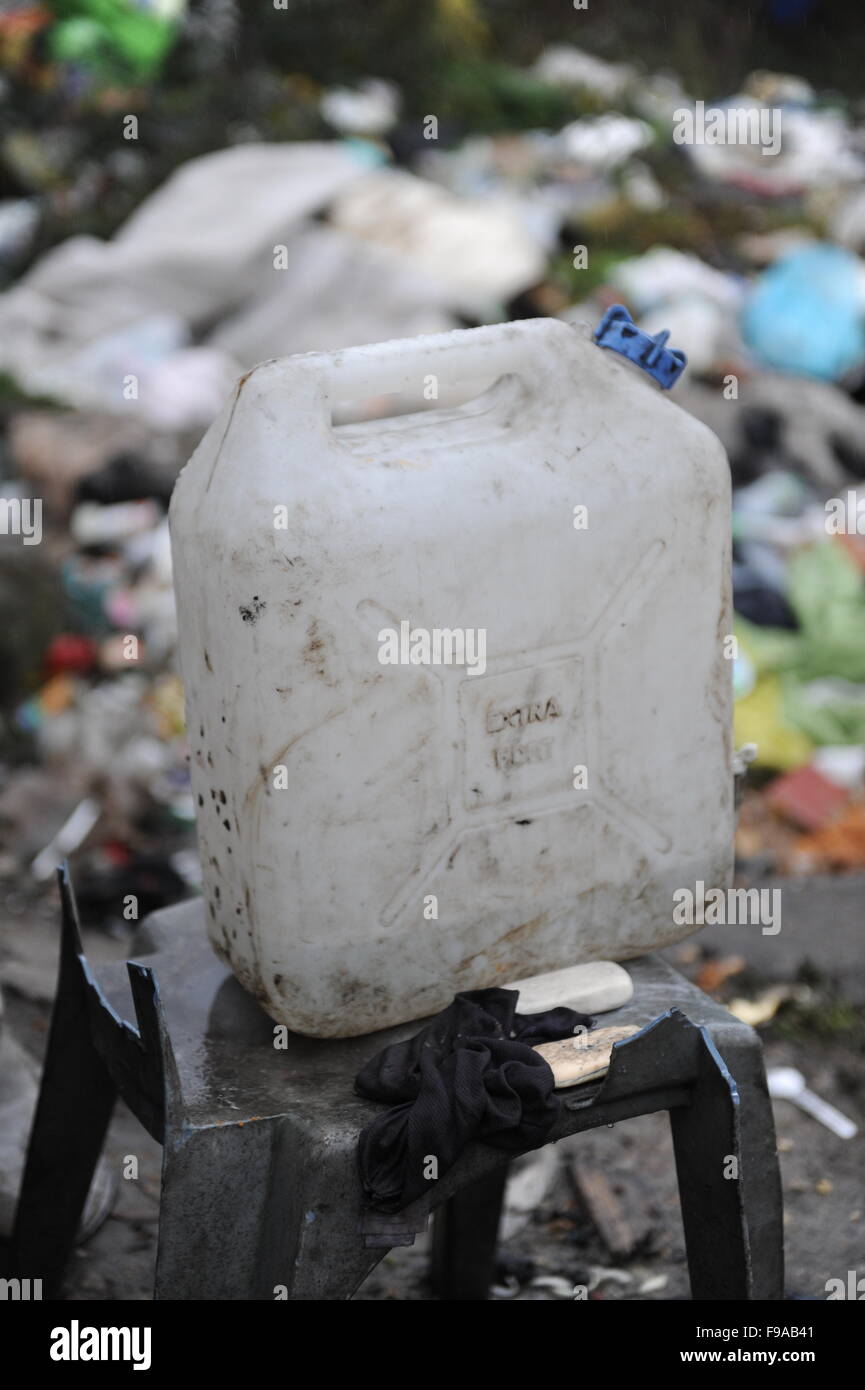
top-left (0, 426), bottom-right (195, 928)
top-left (2, 27), bottom-right (865, 911)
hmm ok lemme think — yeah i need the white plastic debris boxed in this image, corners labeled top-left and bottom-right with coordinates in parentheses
top-left (611, 247), bottom-right (743, 317)
top-left (684, 100), bottom-right (865, 195)
top-left (418, 131), bottom-right (618, 239)
top-left (490, 1275), bottom-right (521, 1299)
top-left (0, 142), bottom-right (375, 423)
top-left (608, 248), bottom-right (744, 376)
top-left (558, 114), bottom-right (653, 170)
top-left (328, 168), bottom-right (546, 311)
top-left (811, 746), bottom-right (865, 792)
top-left (501, 1148), bottom-right (561, 1241)
top-left (631, 70), bottom-right (690, 125)
top-left (732, 744), bottom-right (759, 779)
top-left (533, 45), bottom-right (635, 102)
top-left (0, 198), bottom-right (40, 266)
top-left (529, 1275), bottom-right (579, 1299)
top-left (768, 1067), bottom-right (858, 1139)
top-left (586, 1265), bottom-right (634, 1292)
top-left (621, 160), bottom-right (665, 211)
top-left (139, 346), bottom-right (240, 431)
top-left (208, 224), bottom-right (457, 366)
top-left (320, 79), bottom-right (400, 136)
top-left (70, 499), bottom-right (162, 547)
top-left (640, 297), bottom-right (730, 377)
top-left (743, 69), bottom-right (815, 107)
top-left (31, 798), bottom-right (101, 881)
top-left (637, 1273), bottom-right (669, 1295)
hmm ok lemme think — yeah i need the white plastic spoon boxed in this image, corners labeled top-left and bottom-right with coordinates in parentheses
top-left (767, 1066), bottom-right (858, 1140)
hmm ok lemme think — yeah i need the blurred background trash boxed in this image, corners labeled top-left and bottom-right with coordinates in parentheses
top-left (743, 243), bottom-right (865, 380)
top-left (0, 0), bottom-right (863, 1301)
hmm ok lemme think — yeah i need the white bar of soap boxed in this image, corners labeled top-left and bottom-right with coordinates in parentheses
top-left (506, 960), bottom-right (633, 1016)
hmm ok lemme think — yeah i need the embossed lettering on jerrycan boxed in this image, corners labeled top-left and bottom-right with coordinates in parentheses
top-left (169, 318), bottom-right (732, 1038)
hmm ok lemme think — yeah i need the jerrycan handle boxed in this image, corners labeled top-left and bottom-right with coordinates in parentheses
top-left (318, 318), bottom-right (572, 417)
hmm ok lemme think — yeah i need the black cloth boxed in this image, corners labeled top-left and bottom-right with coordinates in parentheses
top-left (355, 988), bottom-right (592, 1213)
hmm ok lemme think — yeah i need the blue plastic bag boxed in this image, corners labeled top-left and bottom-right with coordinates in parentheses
top-left (742, 244), bottom-right (865, 380)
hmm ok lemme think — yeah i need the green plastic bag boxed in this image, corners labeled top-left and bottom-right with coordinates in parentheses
top-left (47, 0), bottom-right (183, 84)
top-left (735, 541), bottom-right (865, 763)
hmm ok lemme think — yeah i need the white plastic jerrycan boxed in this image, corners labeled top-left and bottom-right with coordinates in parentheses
top-left (170, 317), bottom-right (732, 1038)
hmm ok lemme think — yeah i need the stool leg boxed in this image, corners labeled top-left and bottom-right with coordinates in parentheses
top-left (713, 1029), bottom-right (785, 1300)
top-left (670, 1025), bottom-right (783, 1300)
top-left (156, 1119), bottom-right (387, 1300)
top-left (155, 1120), bottom-right (276, 1299)
top-left (9, 907), bottom-right (116, 1298)
top-left (430, 1163), bottom-right (509, 1300)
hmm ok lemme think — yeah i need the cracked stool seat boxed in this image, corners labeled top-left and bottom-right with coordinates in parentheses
top-left (11, 870), bottom-right (784, 1300)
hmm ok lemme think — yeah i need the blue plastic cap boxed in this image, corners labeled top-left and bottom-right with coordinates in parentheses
top-left (593, 304), bottom-right (687, 389)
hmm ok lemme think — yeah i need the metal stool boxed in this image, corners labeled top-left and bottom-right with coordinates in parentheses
top-left (11, 869), bottom-right (784, 1300)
